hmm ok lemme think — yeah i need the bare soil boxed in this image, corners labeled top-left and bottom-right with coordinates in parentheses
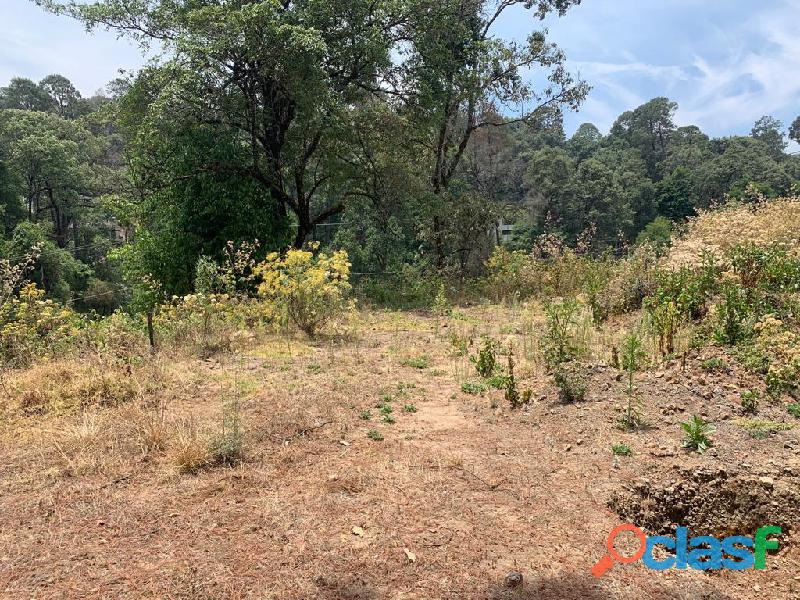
top-left (0, 307), bottom-right (798, 599)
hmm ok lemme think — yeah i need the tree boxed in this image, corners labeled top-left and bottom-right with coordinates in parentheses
top-left (566, 122), bottom-right (603, 163)
top-left (393, 0), bottom-right (588, 266)
top-left (655, 167), bottom-right (696, 221)
top-left (751, 116), bottom-right (787, 161)
top-left (694, 137), bottom-right (789, 206)
top-left (45, 0), bottom-right (400, 248)
top-left (0, 78), bottom-right (51, 112)
top-left (788, 115), bottom-right (800, 146)
top-left (610, 97), bottom-right (677, 179)
top-left (39, 74), bottom-right (83, 118)
top-left (0, 109), bottom-right (106, 247)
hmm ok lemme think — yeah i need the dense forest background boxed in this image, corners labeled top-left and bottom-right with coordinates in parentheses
top-left (1, 0), bottom-right (799, 311)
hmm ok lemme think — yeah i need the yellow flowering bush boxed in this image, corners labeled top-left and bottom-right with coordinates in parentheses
top-left (0, 284), bottom-right (85, 366)
top-left (255, 244), bottom-right (352, 337)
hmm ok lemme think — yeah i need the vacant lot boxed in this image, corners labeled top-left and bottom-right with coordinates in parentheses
top-left (1, 305), bottom-right (797, 599)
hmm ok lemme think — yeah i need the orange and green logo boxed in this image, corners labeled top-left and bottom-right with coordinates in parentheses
top-left (592, 524), bottom-right (781, 577)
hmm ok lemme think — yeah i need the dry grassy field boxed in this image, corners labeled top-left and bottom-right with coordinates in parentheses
top-left (1, 302), bottom-right (798, 599)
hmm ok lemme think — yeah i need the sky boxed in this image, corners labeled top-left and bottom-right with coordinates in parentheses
top-left (0, 0), bottom-right (798, 150)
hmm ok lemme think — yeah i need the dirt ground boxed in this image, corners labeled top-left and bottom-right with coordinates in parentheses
top-left (0, 306), bottom-right (798, 599)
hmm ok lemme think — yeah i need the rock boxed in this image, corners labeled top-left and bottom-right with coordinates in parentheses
top-left (759, 477), bottom-right (775, 488)
top-left (505, 572), bottom-right (523, 588)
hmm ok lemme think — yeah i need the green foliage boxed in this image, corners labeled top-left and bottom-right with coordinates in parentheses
top-left (740, 389), bottom-right (760, 415)
top-left (619, 330), bottom-right (647, 430)
top-left (701, 357), bottom-right (730, 373)
top-left (471, 337), bottom-right (498, 378)
top-left (207, 399), bottom-right (244, 466)
top-left (611, 443), bottom-right (632, 456)
top-left (737, 418), bottom-right (794, 440)
top-left (553, 361), bottom-right (587, 403)
top-left (486, 374), bottom-right (509, 389)
top-left (541, 298), bottom-right (583, 369)
top-left (403, 404), bottom-right (417, 413)
top-left (788, 403), bottom-right (800, 418)
top-left (714, 283), bottom-right (751, 345)
top-left (636, 216), bottom-right (673, 250)
top-left (403, 354), bottom-right (431, 369)
top-left (461, 381), bottom-right (488, 395)
top-left (367, 429), bottom-right (384, 441)
top-left (681, 416), bottom-right (716, 454)
top-left (359, 410), bottom-right (372, 420)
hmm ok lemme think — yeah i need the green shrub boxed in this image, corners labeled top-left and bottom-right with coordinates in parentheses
top-left (403, 354), bottom-right (430, 369)
top-left (461, 381), bottom-right (488, 395)
top-left (619, 330), bottom-right (647, 430)
top-left (553, 362), bottom-right (587, 403)
top-left (714, 283), bottom-right (751, 345)
top-left (541, 298), bottom-right (583, 369)
top-left (681, 416), bottom-right (715, 454)
top-left (611, 443), bottom-right (632, 456)
top-left (740, 389), bottom-right (760, 415)
top-left (788, 403), bottom-right (800, 418)
top-left (701, 357), bottom-right (729, 373)
top-left (471, 337), bottom-right (498, 378)
top-left (367, 429), bottom-right (384, 441)
top-left (207, 400), bottom-right (244, 466)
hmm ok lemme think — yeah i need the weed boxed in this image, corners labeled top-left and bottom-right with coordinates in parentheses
top-left (553, 362), bottom-right (587, 403)
top-left (403, 354), bottom-right (430, 369)
top-left (714, 283), bottom-right (751, 345)
top-left (382, 414), bottom-right (396, 424)
top-left (788, 403), bottom-right (800, 418)
top-left (486, 374), bottom-right (509, 389)
top-left (449, 331), bottom-right (473, 357)
top-left (380, 404), bottom-right (393, 415)
top-left (740, 389), bottom-right (760, 415)
top-left (403, 404), bottom-right (417, 413)
top-left (541, 298), bottom-right (584, 369)
top-left (736, 418), bottom-right (794, 439)
top-left (461, 381), bottom-right (488, 395)
top-left (359, 410), bottom-right (372, 420)
top-left (367, 429), bottom-right (384, 441)
top-left (505, 346), bottom-right (529, 409)
top-left (681, 415), bottom-right (716, 453)
top-left (208, 399), bottom-right (244, 467)
top-left (619, 330), bottom-right (647, 430)
top-left (307, 362), bottom-right (322, 374)
top-left (701, 357), bottom-right (729, 373)
top-left (611, 443), bottom-right (632, 456)
top-left (471, 337), bottom-right (498, 377)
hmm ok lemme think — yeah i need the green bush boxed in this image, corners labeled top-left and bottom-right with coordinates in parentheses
top-left (553, 361), bottom-right (587, 403)
top-left (714, 283), bottom-right (751, 345)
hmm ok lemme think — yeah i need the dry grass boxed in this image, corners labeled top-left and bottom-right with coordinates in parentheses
top-left (0, 307), bottom-right (798, 599)
top-left (668, 195), bottom-right (800, 266)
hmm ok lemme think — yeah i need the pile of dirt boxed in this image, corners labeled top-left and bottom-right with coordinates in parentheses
top-left (609, 464), bottom-right (800, 537)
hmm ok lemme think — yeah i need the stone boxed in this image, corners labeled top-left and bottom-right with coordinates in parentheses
top-left (505, 572), bottom-right (523, 588)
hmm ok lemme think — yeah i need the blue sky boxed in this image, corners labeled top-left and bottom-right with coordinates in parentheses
top-left (1, 0), bottom-right (798, 149)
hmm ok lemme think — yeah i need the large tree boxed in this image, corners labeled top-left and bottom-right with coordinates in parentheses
top-left (751, 115), bottom-right (787, 161)
top-left (44, 0), bottom-right (401, 248)
top-left (789, 115), bottom-right (800, 146)
top-left (609, 97), bottom-right (677, 180)
top-left (394, 0), bottom-right (588, 265)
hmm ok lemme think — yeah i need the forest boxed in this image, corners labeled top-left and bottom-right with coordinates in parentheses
top-left (0, 0), bottom-right (797, 311)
